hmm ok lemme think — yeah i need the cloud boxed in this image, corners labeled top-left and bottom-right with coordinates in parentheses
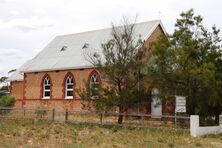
top-left (0, 0), bottom-right (14, 4)
top-left (0, 16), bottom-right (54, 32)
top-left (0, 48), bottom-right (28, 63)
top-left (13, 24), bottom-right (54, 32)
top-left (0, 48), bottom-right (28, 76)
top-left (0, 0), bottom-right (7, 3)
top-left (10, 10), bottom-right (20, 16)
top-left (0, 48), bottom-right (21, 56)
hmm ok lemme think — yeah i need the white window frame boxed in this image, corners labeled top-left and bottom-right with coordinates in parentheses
top-left (65, 75), bottom-right (74, 99)
top-left (43, 77), bottom-right (50, 99)
top-left (90, 73), bottom-right (100, 99)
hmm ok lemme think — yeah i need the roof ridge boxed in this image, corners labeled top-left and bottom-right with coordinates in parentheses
top-left (56, 20), bottom-right (161, 38)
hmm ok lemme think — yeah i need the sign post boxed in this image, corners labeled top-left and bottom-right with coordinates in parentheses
top-left (175, 96), bottom-right (186, 113)
top-left (219, 115), bottom-right (222, 126)
top-left (175, 96), bottom-right (186, 124)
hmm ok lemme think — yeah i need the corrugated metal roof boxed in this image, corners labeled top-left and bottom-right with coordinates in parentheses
top-left (8, 20), bottom-right (165, 81)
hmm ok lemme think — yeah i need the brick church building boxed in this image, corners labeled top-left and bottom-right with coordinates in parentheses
top-left (8, 20), bottom-right (171, 115)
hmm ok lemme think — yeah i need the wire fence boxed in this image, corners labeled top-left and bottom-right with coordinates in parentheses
top-left (0, 107), bottom-right (190, 130)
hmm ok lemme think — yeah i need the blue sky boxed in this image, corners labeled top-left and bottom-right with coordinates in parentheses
top-left (0, 0), bottom-right (222, 77)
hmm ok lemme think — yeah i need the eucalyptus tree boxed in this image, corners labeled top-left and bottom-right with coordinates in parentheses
top-left (79, 18), bottom-right (150, 124)
top-left (148, 9), bottom-right (222, 121)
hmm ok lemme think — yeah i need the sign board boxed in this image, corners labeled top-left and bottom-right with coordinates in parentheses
top-left (175, 96), bottom-right (186, 113)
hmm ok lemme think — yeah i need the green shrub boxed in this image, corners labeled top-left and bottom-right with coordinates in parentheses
top-left (0, 86), bottom-right (8, 91)
top-left (35, 106), bottom-right (48, 118)
top-left (0, 95), bottom-right (15, 107)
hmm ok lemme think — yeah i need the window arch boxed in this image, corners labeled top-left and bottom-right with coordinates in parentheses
top-left (89, 71), bottom-right (100, 99)
top-left (43, 76), bottom-right (51, 99)
top-left (65, 74), bottom-right (74, 99)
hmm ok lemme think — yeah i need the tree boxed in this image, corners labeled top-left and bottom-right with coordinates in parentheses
top-left (0, 95), bottom-right (15, 107)
top-left (148, 9), bottom-right (222, 121)
top-left (79, 18), bottom-right (150, 124)
top-left (0, 69), bottom-right (17, 91)
top-left (0, 86), bottom-right (8, 91)
top-left (0, 76), bottom-right (8, 91)
top-left (0, 76), bottom-right (7, 84)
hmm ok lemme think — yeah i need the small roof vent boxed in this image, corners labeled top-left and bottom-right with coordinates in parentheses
top-left (60, 46), bottom-right (67, 51)
top-left (82, 43), bottom-right (89, 49)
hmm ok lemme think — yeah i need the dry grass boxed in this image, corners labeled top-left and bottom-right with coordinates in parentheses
top-left (0, 119), bottom-right (222, 148)
top-left (0, 109), bottom-right (190, 129)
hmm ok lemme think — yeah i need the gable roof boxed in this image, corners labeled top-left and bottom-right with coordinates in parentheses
top-left (8, 20), bottom-right (166, 81)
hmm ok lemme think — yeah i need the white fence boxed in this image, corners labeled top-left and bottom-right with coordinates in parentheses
top-left (190, 115), bottom-right (222, 137)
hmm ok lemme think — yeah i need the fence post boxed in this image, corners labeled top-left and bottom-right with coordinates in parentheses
top-left (219, 115), bottom-right (222, 126)
top-left (175, 112), bottom-right (177, 126)
top-left (52, 108), bottom-right (55, 121)
top-left (23, 107), bottom-right (26, 117)
top-left (65, 109), bottom-right (68, 121)
top-left (141, 115), bottom-right (144, 126)
top-left (100, 113), bottom-right (103, 124)
top-left (190, 115), bottom-right (199, 137)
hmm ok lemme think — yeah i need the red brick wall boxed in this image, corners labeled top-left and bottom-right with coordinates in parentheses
top-left (10, 81), bottom-right (24, 99)
top-left (146, 25), bottom-right (164, 46)
top-left (21, 68), bottom-right (101, 110)
top-left (24, 68), bottom-right (101, 99)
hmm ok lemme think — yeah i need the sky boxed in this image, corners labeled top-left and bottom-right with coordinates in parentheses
top-left (0, 0), bottom-right (222, 77)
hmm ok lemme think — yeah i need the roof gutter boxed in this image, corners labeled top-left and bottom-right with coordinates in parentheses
top-left (22, 65), bottom-right (96, 73)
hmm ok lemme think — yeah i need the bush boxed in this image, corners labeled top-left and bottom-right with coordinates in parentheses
top-left (35, 106), bottom-right (48, 118)
top-left (0, 95), bottom-right (15, 107)
top-left (0, 86), bottom-right (8, 91)
top-left (0, 90), bottom-right (9, 98)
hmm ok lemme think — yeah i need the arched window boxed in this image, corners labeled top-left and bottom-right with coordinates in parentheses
top-left (65, 75), bottom-right (74, 99)
top-left (90, 72), bottom-right (100, 99)
top-left (43, 76), bottom-right (51, 99)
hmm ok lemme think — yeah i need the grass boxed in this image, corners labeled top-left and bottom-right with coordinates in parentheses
top-left (0, 119), bottom-right (221, 148)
